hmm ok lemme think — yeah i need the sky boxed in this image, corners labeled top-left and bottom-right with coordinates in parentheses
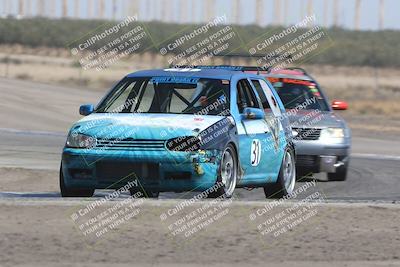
top-left (1, 0), bottom-right (399, 31)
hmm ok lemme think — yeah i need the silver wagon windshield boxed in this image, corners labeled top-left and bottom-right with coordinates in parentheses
top-left (268, 77), bottom-right (330, 111)
top-left (96, 77), bottom-right (230, 115)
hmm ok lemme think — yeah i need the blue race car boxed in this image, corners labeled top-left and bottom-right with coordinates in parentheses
top-left (60, 66), bottom-right (296, 198)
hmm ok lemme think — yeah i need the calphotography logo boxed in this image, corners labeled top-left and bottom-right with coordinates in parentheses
top-left (159, 183), bottom-right (236, 242)
top-left (248, 180), bottom-right (326, 242)
top-left (248, 14), bottom-right (333, 70)
top-left (68, 179), bottom-right (144, 245)
top-left (68, 15), bottom-right (151, 71)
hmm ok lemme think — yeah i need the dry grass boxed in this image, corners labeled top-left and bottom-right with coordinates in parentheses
top-left (304, 65), bottom-right (400, 118)
top-left (1, 45), bottom-right (400, 119)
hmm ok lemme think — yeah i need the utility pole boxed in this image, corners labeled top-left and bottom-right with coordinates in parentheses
top-left (163, 0), bottom-right (170, 22)
top-left (62, 0), bottom-right (68, 18)
top-left (112, 0), bottom-right (117, 20)
top-left (379, 0), bottom-right (385, 30)
top-left (145, 0), bottom-right (152, 21)
top-left (74, 0), bottom-right (80, 19)
top-left (99, 0), bottom-right (105, 19)
top-left (256, 0), bottom-right (263, 26)
top-left (307, 0), bottom-right (313, 27)
top-left (283, 0), bottom-right (288, 25)
top-left (205, 0), bottom-right (215, 22)
top-left (3, 0), bottom-right (7, 16)
top-left (87, 0), bottom-right (93, 19)
top-left (49, 0), bottom-right (56, 18)
top-left (274, 0), bottom-right (281, 25)
top-left (333, 0), bottom-right (339, 27)
top-left (181, 0), bottom-right (188, 23)
top-left (161, 0), bottom-right (167, 22)
top-left (26, 0), bottom-right (31, 17)
top-left (323, 0), bottom-right (328, 27)
top-left (132, 0), bottom-right (140, 20)
top-left (354, 0), bottom-right (361, 30)
top-left (18, 0), bottom-right (24, 17)
top-left (232, 0), bottom-right (239, 25)
top-left (38, 0), bottom-right (45, 17)
top-left (307, 0), bottom-right (313, 17)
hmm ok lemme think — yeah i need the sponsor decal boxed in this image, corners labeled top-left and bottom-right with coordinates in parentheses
top-left (151, 76), bottom-right (199, 84)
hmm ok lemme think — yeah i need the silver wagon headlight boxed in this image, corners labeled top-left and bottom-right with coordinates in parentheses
top-left (66, 133), bottom-right (97, 148)
top-left (320, 128), bottom-right (345, 140)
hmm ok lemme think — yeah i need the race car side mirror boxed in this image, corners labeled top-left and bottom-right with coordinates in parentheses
top-left (242, 107), bottom-right (265, 120)
top-left (331, 100), bottom-right (348, 110)
top-left (79, 104), bottom-right (94, 116)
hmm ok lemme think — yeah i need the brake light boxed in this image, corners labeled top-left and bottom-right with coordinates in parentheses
top-left (282, 78), bottom-right (314, 86)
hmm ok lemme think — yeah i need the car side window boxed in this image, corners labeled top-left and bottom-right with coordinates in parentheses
top-left (251, 79), bottom-right (271, 110)
top-left (254, 79), bottom-right (282, 117)
top-left (237, 79), bottom-right (260, 113)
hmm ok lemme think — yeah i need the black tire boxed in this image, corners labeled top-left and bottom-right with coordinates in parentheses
top-left (60, 167), bottom-right (94, 197)
top-left (295, 171), bottom-right (313, 182)
top-left (327, 163), bottom-right (348, 181)
top-left (264, 148), bottom-right (296, 199)
top-left (207, 144), bottom-right (238, 198)
top-left (129, 188), bottom-right (159, 198)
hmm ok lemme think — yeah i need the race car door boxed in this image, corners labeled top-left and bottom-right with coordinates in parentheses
top-left (251, 78), bottom-right (286, 179)
top-left (236, 79), bottom-right (275, 184)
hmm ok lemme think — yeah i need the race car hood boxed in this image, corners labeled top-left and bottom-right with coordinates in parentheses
top-left (71, 113), bottom-right (226, 140)
top-left (287, 110), bottom-right (347, 129)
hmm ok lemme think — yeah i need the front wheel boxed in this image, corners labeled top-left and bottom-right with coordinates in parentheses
top-left (207, 144), bottom-right (238, 198)
top-left (264, 148), bottom-right (296, 198)
top-left (60, 167), bottom-right (94, 197)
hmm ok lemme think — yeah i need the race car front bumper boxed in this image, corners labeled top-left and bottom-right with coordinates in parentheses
top-left (61, 148), bottom-right (221, 192)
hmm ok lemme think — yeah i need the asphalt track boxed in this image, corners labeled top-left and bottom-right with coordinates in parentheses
top-left (1, 128), bottom-right (399, 202)
top-left (0, 77), bottom-right (399, 203)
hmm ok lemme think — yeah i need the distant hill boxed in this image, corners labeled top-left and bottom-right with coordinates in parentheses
top-left (0, 17), bottom-right (399, 68)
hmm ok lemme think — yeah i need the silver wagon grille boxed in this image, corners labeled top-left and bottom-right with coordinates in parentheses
top-left (292, 127), bottom-right (321, 141)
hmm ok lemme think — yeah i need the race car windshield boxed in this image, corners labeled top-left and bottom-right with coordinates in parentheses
top-left (96, 77), bottom-right (230, 115)
top-left (271, 80), bottom-right (330, 111)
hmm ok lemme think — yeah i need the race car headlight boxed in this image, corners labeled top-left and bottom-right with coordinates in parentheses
top-left (66, 133), bottom-right (97, 148)
top-left (320, 128), bottom-right (345, 139)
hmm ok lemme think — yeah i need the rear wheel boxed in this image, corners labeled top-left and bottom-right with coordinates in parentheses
top-left (207, 144), bottom-right (238, 198)
top-left (264, 148), bottom-right (296, 198)
top-left (60, 167), bottom-right (94, 197)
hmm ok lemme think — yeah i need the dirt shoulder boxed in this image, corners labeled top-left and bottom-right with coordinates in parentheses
top-left (0, 168), bottom-right (58, 192)
top-left (0, 200), bottom-right (399, 267)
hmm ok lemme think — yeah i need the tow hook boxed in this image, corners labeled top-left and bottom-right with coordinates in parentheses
top-left (334, 161), bottom-right (345, 168)
top-left (193, 163), bottom-right (204, 175)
